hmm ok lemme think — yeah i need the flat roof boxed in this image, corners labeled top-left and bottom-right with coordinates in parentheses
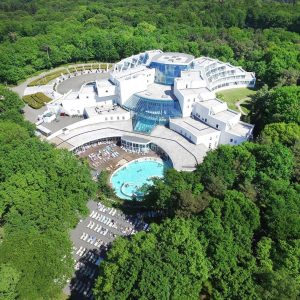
top-left (84, 105), bottom-right (127, 117)
top-left (136, 83), bottom-right (174, 101)
top-left (178, 87), bottom-right (214, 100)
top-left (121, 135), bottom-right (150, 144)
top-left (213, 109), bottom-right (239, 122)
top-left (48, 120), bottom-right (209, 171)
top-left (197, 99), bottom-right (224, 109)
top-left (151, 52), bottom-right (194, 65)
top-left (96, 79), bottom-right (115, 88)
top-left (171, 117), bottom-right (218, 137)
top-left (112, 66), bottom-right (148, 79)
top-left (227, 121), bottom-right (254, 136)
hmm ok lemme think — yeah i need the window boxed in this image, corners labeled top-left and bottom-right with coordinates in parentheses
top-left (230, 138), bottom-right (233, 142)
top-left (110, 116), bottom-right (113, 120)
top-left (205, 118), bottom-right (207, 122)
top-left (209, 143), bottom-right (211, 148)
top-left (122, 116), bottom-right (125, 120)
top-left (105, 117), bottom-right (108, 121)
top-left (216, 124), bottom-right (219, 129)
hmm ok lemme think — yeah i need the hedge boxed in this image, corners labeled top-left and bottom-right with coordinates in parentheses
top-left (22, 92), bottom-right (52, 109)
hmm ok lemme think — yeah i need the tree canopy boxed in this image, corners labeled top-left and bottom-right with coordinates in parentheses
top-left (0, 87), bottom-right (97, 299)
top-left (95, 127), bottom-right (300, 299)
top-left (0, 0), bottom-right (299, 298)
top-left (0, 0), bottom-right (298, 86)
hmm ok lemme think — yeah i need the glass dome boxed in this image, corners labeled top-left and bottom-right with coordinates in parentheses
top-left (123, 94), bottom-right (182, 133)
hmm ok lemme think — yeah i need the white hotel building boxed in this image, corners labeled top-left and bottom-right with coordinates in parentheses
top-left (47, 50), bottom-right (255, 168)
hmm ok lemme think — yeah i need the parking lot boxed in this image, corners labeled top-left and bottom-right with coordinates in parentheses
top-left (66, 200), bottom-right (150, 299)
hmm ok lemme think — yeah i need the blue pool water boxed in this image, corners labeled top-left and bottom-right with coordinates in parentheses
top-left (110, 159), bottom-right (169, 200)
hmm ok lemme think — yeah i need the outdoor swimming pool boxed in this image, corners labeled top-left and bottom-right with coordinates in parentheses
top-left (110, 158), bottom-right (170, 200)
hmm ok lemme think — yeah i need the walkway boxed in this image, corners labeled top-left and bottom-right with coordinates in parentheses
top-left (235, 97), bottom-right (250, 115)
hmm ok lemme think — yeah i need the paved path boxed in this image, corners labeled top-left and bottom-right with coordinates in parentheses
top-left (10, 62), bottom-right (112, 97)
top-left (235, 97), bottom-right (250, 115)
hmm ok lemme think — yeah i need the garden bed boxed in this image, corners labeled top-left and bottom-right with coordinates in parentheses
top-left (22, 92), bottom-right (52, 109)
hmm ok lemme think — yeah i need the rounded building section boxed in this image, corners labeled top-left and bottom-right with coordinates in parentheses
top-left (150, 52), bottom-right (194, 85)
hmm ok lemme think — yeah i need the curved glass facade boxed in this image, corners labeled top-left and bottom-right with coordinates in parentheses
top-left (123, 95), bottom-right (182, 134)
top-left (150, 62), bottom-right (190, 85)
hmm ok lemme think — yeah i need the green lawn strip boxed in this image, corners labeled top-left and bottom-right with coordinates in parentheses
top-left (28, 69), bottom-right (69, 87)
top-left (28, 63), bottom-right (113, 87)
top-left (216, 88), bottom-right (256, 111)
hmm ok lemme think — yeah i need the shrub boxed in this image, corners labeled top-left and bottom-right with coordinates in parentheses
top-left (22, 93), bottom-right (52, 109)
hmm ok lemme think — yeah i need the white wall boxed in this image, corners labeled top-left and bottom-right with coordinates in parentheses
top-left (192, 102), bottom-right (241, 132)
top-left (210, 80), bottom-right (255, 92)
top-left (169, 120), bottom-right (221, 148)
top-left (61, 97), bottom-right (114, 116)
top-left (61, 98), bottom-right (97, 115)
top-left (114, 68), bottom-right (155, 105)
top-left (169, 121), bottom-right (197, 144)
top-left (219, 130), bottom-right (248, 145)
top-left (97, 84), bottom-right (116, 97)
top-left (173, 89), bottom-right (192, 117)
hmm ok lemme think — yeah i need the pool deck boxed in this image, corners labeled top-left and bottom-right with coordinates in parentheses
top-left (78, 143), bottom-right (159, 173)
top-left (47, 120), bottom-right (208, 171)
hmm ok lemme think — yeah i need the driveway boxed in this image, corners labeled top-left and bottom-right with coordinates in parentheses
top-left (57, 72), bottom-right (109, 94)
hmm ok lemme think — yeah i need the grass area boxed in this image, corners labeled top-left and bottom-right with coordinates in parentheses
top-left (216, 88), bottom-right (256, 112)
top-left (58, 292), bottom-right (70, 300)
top-left (28, 69), bottom-right (69, 86)
top-left (27, 63), bottom-right (113, 87)
top-left (22, 92), bottom-right (52, 109)
top-left (0, 227), bottom-right (4, 242)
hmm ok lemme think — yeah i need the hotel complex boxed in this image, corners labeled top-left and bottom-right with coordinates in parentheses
top-left (44, 50), bottom-right (255, 170)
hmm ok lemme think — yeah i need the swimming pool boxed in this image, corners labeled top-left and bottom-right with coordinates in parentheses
top-left (110, 158), bottom-right (170, 200)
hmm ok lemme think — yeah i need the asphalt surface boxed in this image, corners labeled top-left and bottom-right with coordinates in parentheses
top-left (57, 72), bottom-right (109, 94)
top-left (66, 200), bottom-right (149, 299)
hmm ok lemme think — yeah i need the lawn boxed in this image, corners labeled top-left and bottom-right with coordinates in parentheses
top-left (216, 87), bottom-right (256, 113)
top-left (28, 63), bottom-right (113, 87)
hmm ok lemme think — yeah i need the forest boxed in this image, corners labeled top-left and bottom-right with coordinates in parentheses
top-left (0, 0), bottom-right (299, 299)
top-left (95, 85), bottom-right (300, 299)
top-left (0, 0), bottom-right (299, 88)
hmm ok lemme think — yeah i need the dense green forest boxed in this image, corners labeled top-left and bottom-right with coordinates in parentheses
top-left (95, 85), bottom-right (300, 299)
top-left (0, 0), bottom-right (299, 87)
top-left (0, 86), bottom-right (96, 298)
top-left (0, 0), bottom-right (299, 299)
